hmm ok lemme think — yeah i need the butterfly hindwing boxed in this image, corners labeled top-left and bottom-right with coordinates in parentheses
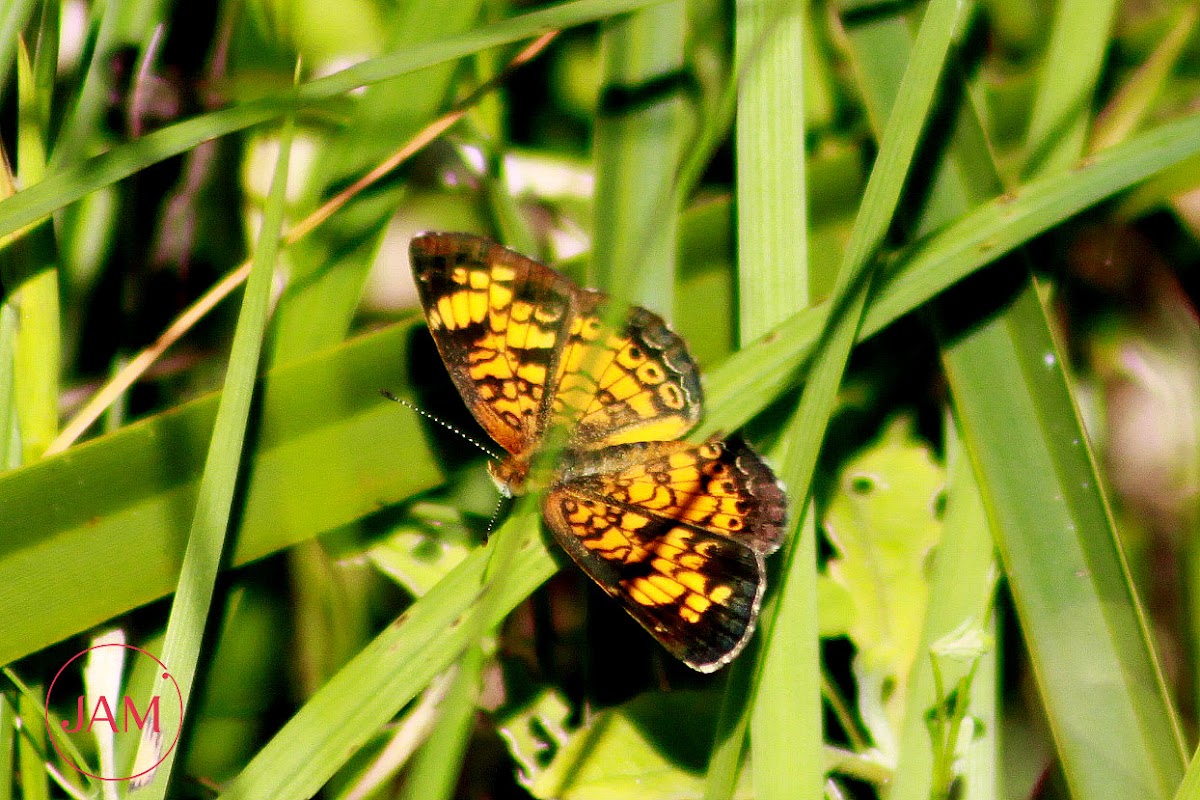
top-left (543, 439), bottom-right (786, 671)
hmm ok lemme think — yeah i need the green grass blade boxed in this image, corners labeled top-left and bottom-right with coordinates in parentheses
top-left (267, 0), bottom-right (485, 365)
top-left (725, 0), bottom-right (822, 798)
top-left (17, 688), bottom-right (47, 800)
top-left (943, 286), bottom-right (1186, 798)
top-left (11, 36), bottom-right (60, 463)
top-left (214, 512), bottom-right (556, 800)
top-left (735, 0), bottom-right (809, 334)
top-left (0, 0), bottom-right (37, 97)
top-left (135, 97), bottom-right (298, 797)
top-left (0, 694), bottom-right (13, 800)
top-left (397, 646), bottom-right (485, 800)
top-left (591, 0), bottom-right (686, 313)
top-left (1174, 747), bottom-right (1200, 800)
top-left (1090, 5), bottom-right (1198, 153)
top-left (0, 0), bottom-right (670, 244)
top-left (766, 0), bottom-right (964, 520)
top-left (1021, 0), bottom-right (1118, 176)
top-left (0, 320), bottom-right (440, 667)
top-left (699, 109), bottom-right (1200, 440)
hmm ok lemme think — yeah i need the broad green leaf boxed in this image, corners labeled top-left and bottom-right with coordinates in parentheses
top-left (823, 419), bottom-right (943, 761)
top-left (516, 691), bottom-right (753, 800)
top-left (0, 322), bottom-right (440, 667)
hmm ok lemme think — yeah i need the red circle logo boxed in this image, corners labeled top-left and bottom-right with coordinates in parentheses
top-left (44, 644), bottom-right (184, 783)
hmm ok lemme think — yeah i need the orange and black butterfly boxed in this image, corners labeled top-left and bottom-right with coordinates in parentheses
top-left (411, 232), bottom-right (786, 672)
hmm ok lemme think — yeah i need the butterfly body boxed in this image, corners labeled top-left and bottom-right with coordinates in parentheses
top-left (411, 232), bottom-right (785, 672)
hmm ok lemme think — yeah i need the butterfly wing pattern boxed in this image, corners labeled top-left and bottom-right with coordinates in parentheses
top-left (411, 232), bottom-right (786, 672)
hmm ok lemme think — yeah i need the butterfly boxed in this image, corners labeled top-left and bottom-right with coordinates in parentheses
top-left (410, 232), bottom-right (786, 672)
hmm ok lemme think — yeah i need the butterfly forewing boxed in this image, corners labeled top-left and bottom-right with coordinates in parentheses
top-left (552, 294), bottom-right (703, 450)
top-left (411, 232), bottom-right (578, 455)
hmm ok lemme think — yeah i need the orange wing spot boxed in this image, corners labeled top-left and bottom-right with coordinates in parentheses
top-left (508, 322), bottom-right (557, 350)
top-left (469, 356), bottom-right (515, 381)
top-left (658, 383), bottom-right (686, 410)
top-left (712, 514), bottom-right (743, 531)
top-left (677, 570), bottom-right (708, 594)
top-left (626, 393), bottom-right (657, 419)
top-left (451, 266), bottom-right (469, 285)
top-left (720, 496), bottom-right (746, 515)
top-left (603, 418), bottom-right (691, 446)
top-left (628, 584), bottom-right (655, 606)
top-left (510, 302), bottom-right (533, 322)
top-left (617, 346), bottom-right (648, 369)
top-left (602, 373), bottom-right (642, 400)
top-left (645, 574), bottom-right (686, 602)
top-left (625, 480), bottom-right (657, 504)
top-left (652, 538), bottom-right (688, 560)
top-left (680, 606), bottom-right (702, 624)
top-left (636, 362), bottom-right (666, 385)
top-left (437, 296), bottom-right (456, 329)
top-left (469, 291), bottom-right (488, 323)
top-left (583, 525), bottom-right (630, 554)
top-left (517, 363), bottom-right (547, 384)
top-left (679, 552), bottom-right (704, 570)
top-left (428, 308), bottom-right (444, 328)
top-left (620, 511), bottom-right (650, 530)
top-left (651, 557), bottom-right (679, 577)
top-left (534, 304), bottom-right (564, 323)
top-left (469, 269), bottom-right (489, 289)
top-left (451, 291), bottom-right (471, 326)
top-left (475, 331), bottom-right (505, 353)
top-left (684, 593), bottom-right (713, 616)
top-left (668, 453), bottom-right (696, 470)
top-left (709, 585), bottom-right (734, 604)
top-left (661, 528), bottom-right (695, 550)
top-left (492, 397), bottom-right (523, 418)
top-left (489, 283), bottom-right (513, 308)
top-left (492, 265), bottom-right (516, 282)
top-left (698, 443), bottom-right (722, 459)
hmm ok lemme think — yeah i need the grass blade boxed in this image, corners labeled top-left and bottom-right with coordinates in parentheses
top-left (134, 90), bottom-right (298, 797)
top-left (0, 0), bottom-right (671, 245)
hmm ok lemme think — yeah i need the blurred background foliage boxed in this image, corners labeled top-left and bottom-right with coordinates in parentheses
top-left (0, 0), bottom-right (1199, 798)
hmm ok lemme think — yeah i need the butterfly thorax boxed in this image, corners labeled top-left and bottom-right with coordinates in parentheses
top-left (488, 454), bottom-right (559, 498)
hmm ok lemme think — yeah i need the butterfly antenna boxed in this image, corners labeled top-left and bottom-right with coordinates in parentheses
top-left (479, 492), bottom-right (511, 545)
top-left (380, 390), bottom-right (502, 461)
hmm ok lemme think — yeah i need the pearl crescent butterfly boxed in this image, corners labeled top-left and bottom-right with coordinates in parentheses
top-left (410, 232), bottom-right (786, 672)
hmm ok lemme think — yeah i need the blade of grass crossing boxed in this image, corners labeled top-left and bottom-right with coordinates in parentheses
top-left (729, 0), bottom-right (822, 797)
top-left (697, 109), bottom-right (1200, 441)
top-left (591, 0), bottom-right (686, 313)
top-left (1090, 5), bottom-right (1198, 154)
top-left (0, 693), bottom-right (13, 800)
top-left (133, 100), bottom-right (298, 797)
top-left (214, 512), bottom-right (555, 800)
top-left (17, 689), bottom-right (47, 800)
top-left (0, 0), bottom-right (673, 245)
top-left (397, 646), bottom-right (485, 800)
top-left (942, 286), bottom-right (1184, 799)
top-left (763, 0), bottom-right (965, 553)
top-left (12, 37), bottom-right (60, 463)
top-left (1021, 0), bottom-right (1118, 177)
top-left (0, 0), bottom-right (37, 94)
top-left (839, 11), bottom-right (1001, 799)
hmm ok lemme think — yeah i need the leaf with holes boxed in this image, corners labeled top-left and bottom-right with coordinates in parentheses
top-left (823, 418), bottom-right (944, 762)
